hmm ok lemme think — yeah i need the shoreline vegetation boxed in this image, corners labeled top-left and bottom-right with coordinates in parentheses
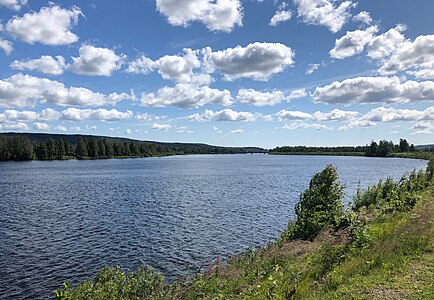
top-left (54, 154), bottom-right (434, 299)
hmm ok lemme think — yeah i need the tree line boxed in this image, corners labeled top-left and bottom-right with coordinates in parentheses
top-left (0, 134), bottom-right (261, 161)
top-left (365, 138), bottom-right (417, 157)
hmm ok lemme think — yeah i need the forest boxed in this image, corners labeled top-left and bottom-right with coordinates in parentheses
top-left (0, 133), bottom-right (266, 161)
top-left (270, 138), bottom-right (433, 157)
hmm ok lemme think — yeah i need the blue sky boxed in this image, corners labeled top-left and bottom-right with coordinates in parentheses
top-left (0, 0), bottom-right (434, 148)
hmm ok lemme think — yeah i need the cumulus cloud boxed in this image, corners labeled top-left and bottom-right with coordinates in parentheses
top-left (205, 42), bottom-right (294, 80)
top-left (6, 5), bottom-right (82, 45)
top-left (126, 55), bottom-right (155, 75)
top-left (276, 110), bottom-right (312, 121)
top-left (0, 0), bottom-right (27, 10)
top-left (367, 24), bottom-right (406, 59)
top-left (313, 108), bottom-right (358, 121)
top-left (313, 76), bottom-right (434, 105)
top-left (0, 38), bottom-right (13, 55)
top-left (53, 125), bottom-right (67, 132)
top-left (11, 55), bottom-right (66, 75)
top-left (269, 10), bottom-right (292, 26)
top-left (360, 106), bottom-right (434, 123)
top-left (188, 108), bottom-right (257, 122)
top-left (293, 0), bottom-right (355, 33)
top-left (236, 88), bottom-right (306, 106)
top-left (140, 83), bottom-right (233, 108)
top-left (61, 108), bottom-right (134, 122)
top-left (0, 108), bottom-right (134, 124)
top-left (230, 129), bottom-right (244, 134)
top-left (379, 34), bottom-right (434, 79)
top-left (34, 122), bottom-right (50, 130)
top-left (152, 123), bottom-right (171, 130)
top-left (127, 49), bottom-right (211, 85)
top-left (411, 129), bottom-right (432, 135)
top-left (0, 122), bottom-right (28, 130)
top-left (0, 108), bottom-right (61, 122)
top-left (0, 73), bottom-right (131, 108)
top-left (283, 122), bottom-right (331, 130)
top-left (411, 121), bottom-right (433, 130)
top-left (352, 11), bottom-right (372, 25)
top-left (339, 106), bottom-right (434, 131)
top-left (156, 0), bottom-right (243, 32)
top-left (69, 45), bottom-right (125, 76)
top-left (330, 26), bottom-right (378, 59)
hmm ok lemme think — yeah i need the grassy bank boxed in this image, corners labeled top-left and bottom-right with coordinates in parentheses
top-left (55, 158), bottom-right (434, 300)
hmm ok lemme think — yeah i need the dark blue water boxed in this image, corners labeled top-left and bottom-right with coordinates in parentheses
top-left (0, 154), bottom-right (428, 299)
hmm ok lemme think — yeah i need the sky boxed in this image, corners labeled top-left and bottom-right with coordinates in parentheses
top-left (0, 0), bottom-right (434, 148)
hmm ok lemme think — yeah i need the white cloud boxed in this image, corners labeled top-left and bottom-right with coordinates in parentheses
top-left (339, 106), bottom-right (434, 131)
top-left (152, 123), bottom-right (171, 130)
top-left (269, 10), bottom-right (292, 26)
top-left (338, 119), bottom-right (376, 130)
top-left (6, 5), bottom-right (82, 45)
top-left (156, 0), bottom-right (243, 32)
top-left (313, 108), bottom-right (358, 121)
top-left (237, 89), bottom-right (285, 106)
top-left (379, 34), bottom-right (434, 79)
top-left (0, 0), bottom-right (27, 10)
top-left (236, 88), bottom-right (305, 106)
top-left (0, 73), bottom-right (131, 108)
top-left (0, 38), bottom-right (13, 55)
top-left (330, 26), bottom-right (378, 59)
top-left (0, 122), bottom-right (28, 130)
top-left (127, 49), bottom-right (211, 85)
top-left (0, 108), bottom-right (61, 122)
top-left (293, 0), bottom-right (355, 33)
top-left (352, 11), bottom-right (372, 25)
top-left (360, 106), bottom-right (434, 123)
top-left (140, 83), bottom-right (233, 108)
top-left (126, 55), bottom-right (155, 74)
top-left (61, 108), bottom-right (134, 122)
top-left (230, 129), bottom-right (244, 134)
top-left (34, 122), bottom-right (50, 130)
top-left (53, 125), bottom-right (67, 132)
top-left (367, 24), bottom-right (406, 59)
top-left (125, 128), bottom-right (132, 134)
top-left (411, 121), bottom-right (433, 130)
top-left (136, 113), bottom-right (159, 122)
top-left (11, 55), bottom-right (66, 75)
top-left (306, 63), bottom-right (320, 75)
top-left (69, 45), bottom-right (125, 76)
top-left (313, 76), bottom-right (434, 105)
top-left (155, 48), bottom-right (200, 82)
top-left (276, 110), bottom-right (312, 121)
top-left (411, 129), bottom-right (432, 135)
top-left (283, 122), bottom-right (331, 130)
top-left (205, 42), bottom-right (294, 80)
top-left (188, 108), bottom-right (257, 122)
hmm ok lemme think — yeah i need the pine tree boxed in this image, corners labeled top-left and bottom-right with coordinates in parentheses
top-left (75, 138), bottom-right (88, 158)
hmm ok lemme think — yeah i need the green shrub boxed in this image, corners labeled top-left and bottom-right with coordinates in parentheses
top-left (291, 165), bottom-right (345, 240)
top-left (54, 265), bottom-right (165, 300)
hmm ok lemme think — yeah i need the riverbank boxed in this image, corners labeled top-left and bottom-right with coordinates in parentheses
top-left (54, 156), bottom-right (434, 299)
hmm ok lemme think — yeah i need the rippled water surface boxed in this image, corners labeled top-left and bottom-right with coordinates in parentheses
top-left (0, 154), bottom-right (428, 299)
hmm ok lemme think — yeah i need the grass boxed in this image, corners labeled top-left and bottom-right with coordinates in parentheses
top-left (55, 161), bottom-right (434, 300)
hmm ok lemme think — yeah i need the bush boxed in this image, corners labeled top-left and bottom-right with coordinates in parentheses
top-left (54, 265), bottom-right (165, 300)
top-left (291, 165), bottom-right (345, 240)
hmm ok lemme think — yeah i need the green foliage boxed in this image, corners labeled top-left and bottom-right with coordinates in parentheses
top-left (54, 265), bottom-right (165, 300)
top-left (353, 167), bottom-right (431, 212)
top-left (291, 165), bottom-right (345, 240)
